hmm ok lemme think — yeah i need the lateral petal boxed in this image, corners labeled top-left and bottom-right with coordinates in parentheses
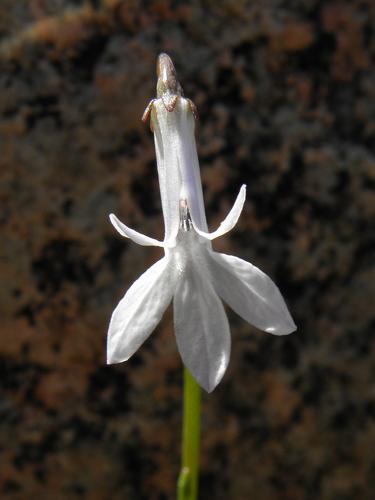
top-left (107, 257), bottom-right (175, 364)
top-left (192, 185), bottom-right (246, 240)
top-left (208, 252), bottom-right (297, 335)
top-left (109, 213), bottom-right (165, 247)
top-left (173, 262), bottom-right (231, 392)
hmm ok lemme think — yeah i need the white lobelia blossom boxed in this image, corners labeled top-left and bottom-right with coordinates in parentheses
top-left (107, 53), bottom-right (296, 392)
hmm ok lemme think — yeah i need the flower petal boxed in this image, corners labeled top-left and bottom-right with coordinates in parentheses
top-left (107, 257), bottom-right (175, 363)
top-left (175, 98), bottom-right (209, 233)
top-left (173, 261), bottom-right (231, 392)
top-left (152, 99), bottom-right (182, 243)
top-left (192, 185), bottom-right (246, 240)
top-left (208, 252), bottom-right (297, 335)
top-left (109, 213), bottom-right (164, 247)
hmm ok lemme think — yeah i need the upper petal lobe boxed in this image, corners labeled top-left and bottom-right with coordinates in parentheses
top-left (192, 185), bottom-right (246, 241)
top-left (110, 213), bottom-right (165, 247)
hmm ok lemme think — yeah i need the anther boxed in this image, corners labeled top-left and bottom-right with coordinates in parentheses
top-left (179, 199), bottom-right (192, 232)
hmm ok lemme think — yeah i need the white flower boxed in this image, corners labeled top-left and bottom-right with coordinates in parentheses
top-left (107, 54), bottom-right (296, 392)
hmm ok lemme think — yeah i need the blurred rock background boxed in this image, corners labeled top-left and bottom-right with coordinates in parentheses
top-left (0, 0), bottom-right (374, 499)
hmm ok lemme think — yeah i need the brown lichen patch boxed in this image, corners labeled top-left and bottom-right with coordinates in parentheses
top-left (0, 5), bottom-right (112, 60)
top-left (34, 368), bottom-right (88, 410)
top-left (262, 372), bottom-right (300, 426)
top-left (322, 2), bottom-right (371, 81)
top-left (269, 21), bottom-right (315, 52)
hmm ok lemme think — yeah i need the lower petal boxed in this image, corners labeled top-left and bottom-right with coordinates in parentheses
top-left (107, 256), bottom-right (175, 364)
top-left (208, 252), bottom-right (297, 335)
top-left (173, 263), bottom-right (231, 392)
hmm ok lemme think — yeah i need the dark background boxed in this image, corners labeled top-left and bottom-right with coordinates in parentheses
top-left (0, 1), bottom-right (374, 499)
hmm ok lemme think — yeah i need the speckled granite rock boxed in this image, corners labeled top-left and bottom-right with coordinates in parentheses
top-left (0, 1), bottom-right (374, 499)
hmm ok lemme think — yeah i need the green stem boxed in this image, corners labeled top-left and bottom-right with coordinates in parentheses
top-left (177, 368), bottom-right (201, 500)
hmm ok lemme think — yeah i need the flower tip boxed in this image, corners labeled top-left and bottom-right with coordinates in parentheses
top-left (196, 378), bottom-right (217, 393)
top-left (203, 374), bottom-right (224, 393)
top-left (289, 322), bottom-right (298, 335)
top-left (265, 319), bottom-right (297, 336)
top-left (156, 53), bottom-right (182, 103)
top-left (283, 316), bottom-right (298, 335)
top-left (205, 383), bottom-right (217, 394)
top-left (157, 53), bottom-right (174, 76)
top-left (106, 351), bottom-right (115, 364)
top-left (107, 349), bottom-right (130, 365)
top-left (109, 213), bottom-right (122, 234)
top-left (191, 356), bottom-right (228, 393)
top-left (157, 53), bottom-right (177, 86)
